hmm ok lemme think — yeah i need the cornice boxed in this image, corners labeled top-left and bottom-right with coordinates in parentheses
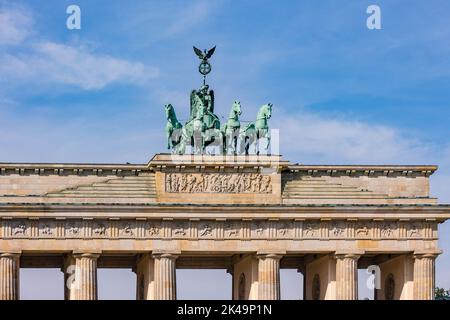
top-left (0, 203), bottom-right (449, 221)
top-left (286, 164), bottom-right (438, 177)
top-left (0, 163), bottom-right (149, 177)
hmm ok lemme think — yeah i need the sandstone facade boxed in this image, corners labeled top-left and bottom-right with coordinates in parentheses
top-left (0, 154), bottom-right (449, 300)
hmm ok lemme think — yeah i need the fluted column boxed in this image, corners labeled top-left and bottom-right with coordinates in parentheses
top-left (73, 253), bottom-right (100, 300)
top-left (413, 253), bottom-right (437, 300)
top-left (153, 253), bottom-right (178, 300)
top-left (61, 254), bottom-right (76, 300)
top-left (335, 253), bottom-right (360, 300)
top-left (0, 253), bottom-right (20, 300)
top-left (257, 253), bottom-right (282, 300)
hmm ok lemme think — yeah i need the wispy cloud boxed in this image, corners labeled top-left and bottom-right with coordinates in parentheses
top-left (0, 5), bottom-right (158, 91)
top-left (0, 3), bottom-right (33, 45)
top-left (274, 109), bottom-right (432, 164)
top-left (1, 42), bottom-right (158, 90)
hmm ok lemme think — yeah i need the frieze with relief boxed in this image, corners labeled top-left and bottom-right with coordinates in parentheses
top-left (0, 219), bottom-right (433, 241)
top-left (165, 173), bottom-right (272, 193)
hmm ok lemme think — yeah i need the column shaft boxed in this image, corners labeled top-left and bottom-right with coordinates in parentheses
top-left (257, 254), bottom-right (281, 300)
top-left (153, 253), bottom-right (178, 300)
top-left (335, 254), bottom-right (360, 300)
top-left (413, 254), bottom-right (436, 300)
top-left (0, 253), bottom-right (20, 300)
top-left (73, 253), bottom-right (99, 300)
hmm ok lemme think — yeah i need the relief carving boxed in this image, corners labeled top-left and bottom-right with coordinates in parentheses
top-left (253, 221), bottom-right (265, 237)
top-left (12, 221), bottom-right (27, 236)
top-left (165, 173), bottom-right (272, 193)
top-left (303, 222), bottom-right (317, 238)
top-left (147, 222), bottom-right (161, 237)
top-left (409, 224), bottom-right (422, 238)
top-left (356, 223), bottom-right (370, 237)
top-left (173, 223), bottom-right (187, 236)
top-left (3, 218), bottom-right (426, 241)
top-left (93, 222), bottom-right (106, 236)
top-left (67, 222), bottom-right (80, 237)
top-left (330, 222), bottom-right (345, 237)
top-left (40, 223), bottom-right (54, 236)
top-left (225, 222), bottom-right (239, 238)
top-left (381, 223), bottom-right (395, 238)
top-left (278, 222), bottom-right (290, 237)
top-left (199, 223), bottom-right (213, 237)
top-left (120, 222), bottom-right (134, 237)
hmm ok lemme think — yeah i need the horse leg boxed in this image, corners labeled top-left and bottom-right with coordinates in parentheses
top-left (245, 136), bottom-right (250, 155)
top-left (255, 131), bottom-right (260, 155)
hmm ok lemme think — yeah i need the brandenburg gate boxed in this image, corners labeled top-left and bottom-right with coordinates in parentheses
top-left (1, 47), bottom-right (449, 300)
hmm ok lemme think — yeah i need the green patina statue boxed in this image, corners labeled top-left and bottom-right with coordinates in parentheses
top-left (164, 46), bottom-right (273, 155)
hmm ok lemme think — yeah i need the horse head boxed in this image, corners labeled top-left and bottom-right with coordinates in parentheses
top-left (165, 104), bottom-right (175, 121)
top-left (258, 103), bottom-right (273, 120)
top-left (232, 101), bottom-right (242, 117)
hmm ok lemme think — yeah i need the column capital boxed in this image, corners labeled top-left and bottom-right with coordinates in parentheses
top-left (334, 250), bottom-right (364, 260)
top-left (413, 253), bottom-right (440, 260)
top-left (256, 251), bottom-right (285, 260)
top-left (413, 250), bottom-right (441, 260)
top-left (0, 252), bottom-right (21, 259)
top-left (72, 251), bottom-right (101, 259)
top-left (152, 250), bottom-right (180, 260)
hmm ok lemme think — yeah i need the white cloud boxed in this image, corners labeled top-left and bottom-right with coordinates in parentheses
top-left (0, 6), bottom-right (158, 91)
top-left (274, 110), bottom-right (431, 164)
top-left (0, 42), bottom-right (158, 90)
top-left (0, 4), bottom-right (33, 45)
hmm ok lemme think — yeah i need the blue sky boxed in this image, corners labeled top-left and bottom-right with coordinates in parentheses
top-left (1, 0), bottom-right (449, 299)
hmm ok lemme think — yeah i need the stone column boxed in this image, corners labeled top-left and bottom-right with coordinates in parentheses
top-left (135, 253), bottom-right (155, 300)
top-left (335, 253), bottom-right (360, 300)
top-left (0, 252), bottom-right (20, 300)
top-left (73, 252), bottom-right (100, 300)
top-left (413, 253), bottom-right (437, 300)
top-left (153, 253), bottom-right (178, 300)
top-left (62, 254), bottom-right (76, 300)
top-left (257, 253), bottom-right (282, 300)
top-left (227, 266), bottom-right (234, 300)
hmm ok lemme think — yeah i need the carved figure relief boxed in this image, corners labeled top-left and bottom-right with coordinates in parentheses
top-left (147, 223), bottom-right (160, 237)
top-left (165, 173), bottom-right (272, 193)
top-left (409, 224), bottom-right (422, 238)
top-left (121, 223), bottom-right (134, 237)
top-left (356, 223), bottom-right (370, 237)
top-left (278, 222), bottom-right (290, 237)
top-left (67, 222), bottom-right (80, 237)
top-left (381, 223), bottom-right (394, 238)
top-left (199, 223), bottom-right (213, 237)
top-left (173, 223), bottom-right (187, 236)
top-left (303, 223), bottom-right (317, 238)
top-left (2, 218), bottom-right (434, 241)
top-left (93, 222), bottom-right (106, 236)
top-left (253, 221), bottom-right (265, 237)
top-left (12, 222), bottom-right (27, 236)
top-left (225, 223), bottom-right (239, 238)
top-left (331, 222), bottom-right (345, 237)
top-left (40, 224), bottom-right (53, 236)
